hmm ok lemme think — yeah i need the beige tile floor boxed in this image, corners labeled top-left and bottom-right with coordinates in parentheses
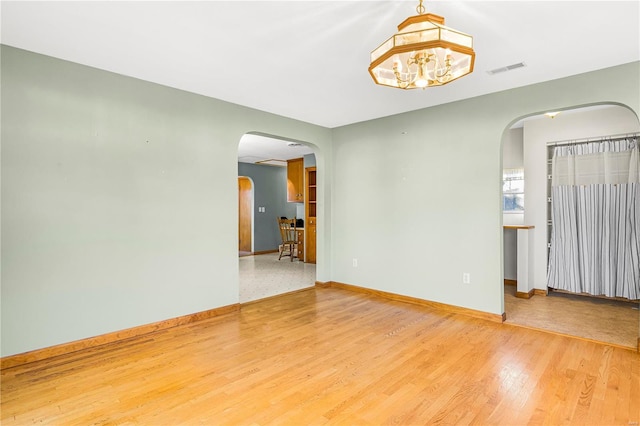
top-left (239, 252), bottom-right (316, 303)
top-left (504, 284), bottom-right (639, 349)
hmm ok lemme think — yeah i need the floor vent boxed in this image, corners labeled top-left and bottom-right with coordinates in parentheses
top-left (487, 62), bottom-right (526, 75)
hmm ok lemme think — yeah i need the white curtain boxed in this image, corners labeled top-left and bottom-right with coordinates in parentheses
top-left (547, 138), bottom-right (640, 299)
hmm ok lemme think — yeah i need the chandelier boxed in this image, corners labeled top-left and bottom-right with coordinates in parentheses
top-left (369, 0), bottom-right (475, 90)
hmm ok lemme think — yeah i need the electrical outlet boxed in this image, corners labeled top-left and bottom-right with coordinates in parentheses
top-left (463, 273), bottom-right (471, 284)
top-left (352, 258), bottom-right (358, 267)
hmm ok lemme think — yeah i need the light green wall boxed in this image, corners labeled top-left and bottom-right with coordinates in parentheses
top-left (1, 44), bottom-right (638, 357)
top-left (330, 62), bottom-right (639, 316)
top-left (0, 45), bottom-right (332, 356)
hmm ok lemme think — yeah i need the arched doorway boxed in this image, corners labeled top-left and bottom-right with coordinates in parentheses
top-left (237, 133), bottom-right (320, 303)
top-left (501, 104), bottom-right (640, 349)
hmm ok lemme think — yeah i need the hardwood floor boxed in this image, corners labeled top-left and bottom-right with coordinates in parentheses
top-left (2, 287), bottom-right (639, 425)
top-left (504, 284), bottom-right (639, 349)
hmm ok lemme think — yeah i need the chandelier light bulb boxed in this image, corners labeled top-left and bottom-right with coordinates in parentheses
top-left (414, 78), bottom-right (429, 88)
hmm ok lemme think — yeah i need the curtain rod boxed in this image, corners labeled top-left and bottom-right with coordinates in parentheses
top-left (546, 131), bottom-right (639, 147)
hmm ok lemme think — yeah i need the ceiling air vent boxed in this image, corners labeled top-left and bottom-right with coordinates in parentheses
top-left (487, 62), bottom-right (526, 75)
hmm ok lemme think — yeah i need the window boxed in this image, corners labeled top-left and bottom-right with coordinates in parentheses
top-left (503, 168), bottom-right (524, 212)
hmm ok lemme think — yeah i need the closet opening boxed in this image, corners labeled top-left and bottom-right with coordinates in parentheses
top-left (501, 104), bottom-right (640, 350)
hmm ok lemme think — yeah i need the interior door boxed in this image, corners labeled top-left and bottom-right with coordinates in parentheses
top-left (238, 177), bottom-right (252, 254)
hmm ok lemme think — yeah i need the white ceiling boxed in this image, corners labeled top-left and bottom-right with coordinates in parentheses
top-left (2, 1), bottom-right (639, 162)
top-left (238, 133), bottom-right (314, 164)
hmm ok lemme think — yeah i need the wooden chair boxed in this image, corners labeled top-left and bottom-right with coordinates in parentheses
top-left (277, 217), bottom-right (298, 261)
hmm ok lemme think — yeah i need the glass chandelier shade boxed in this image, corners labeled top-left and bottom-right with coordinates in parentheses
top-left (369, 9), bottom-right (475, 90)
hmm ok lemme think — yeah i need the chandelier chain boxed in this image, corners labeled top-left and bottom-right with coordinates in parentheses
top-left (416, 0), bottom-right (425, 15)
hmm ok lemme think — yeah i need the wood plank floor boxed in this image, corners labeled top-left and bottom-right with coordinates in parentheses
top-left (2, 287), bottom-right (639, 425)
top-left (504, 284), bottom-right (639, 349)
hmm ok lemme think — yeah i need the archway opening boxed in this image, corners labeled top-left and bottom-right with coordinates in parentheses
top-left (500, 103), bottom-right (640, 349)
top-left (237, 132), bottom-right (320, 303)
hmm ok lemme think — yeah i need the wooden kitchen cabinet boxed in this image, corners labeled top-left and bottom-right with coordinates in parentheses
top-left (287, 158), bottom-right (304, 202)
top-left (305, 220), bottom-right (316, 264)
top-left (296, 229), bottom-right (304, 261)
top-left (305, 167), bottom-right (316, 263)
